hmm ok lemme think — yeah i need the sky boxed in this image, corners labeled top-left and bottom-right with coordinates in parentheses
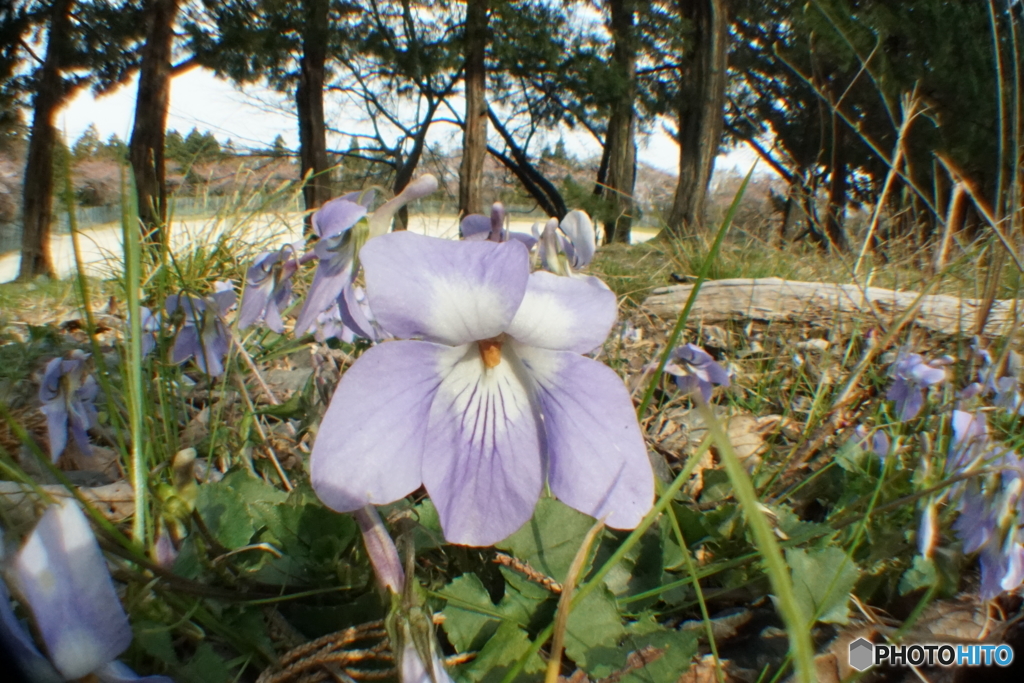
top-left (59, 67), bottom-right (762, 179)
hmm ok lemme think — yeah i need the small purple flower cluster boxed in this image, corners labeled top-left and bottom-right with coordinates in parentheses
top-left (864, 342), bottom-right (1024, 599)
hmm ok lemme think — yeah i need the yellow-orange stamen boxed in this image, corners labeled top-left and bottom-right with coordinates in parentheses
top-left (478, 338), bottom-right (503, 368)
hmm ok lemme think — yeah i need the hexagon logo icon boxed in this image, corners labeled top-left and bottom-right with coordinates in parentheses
top-left (849, 637), bottom-right (874, 671)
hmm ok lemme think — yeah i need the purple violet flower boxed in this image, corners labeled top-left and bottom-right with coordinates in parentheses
top-left (663, 343), bottom-right (731, 402)
top-left (166, 283), bottom-right (236, 377)
top-left (947, 410), bottom-right (989, 474)
top-left (314, 304), bottom-right (354, 344)
top-left (4, 501), bottom-right (171, 682)
top-left (311, 232), bottom-right (653, 546)
top-left (979, 529), bottom-right (1024, 600)
top-left (461, 202), bottom-right (537, 250)
top-left (953, 447), bottom-right (1024, 599)
top-left (537, 211), bottom-right (597, 275)
top-left (953, 480), bottom-right (996, 554)
top-left (38, 350), bottom-right (98, 462)
top-left (886, 350), bottom-right (946, 421)
top-left (294, 177), bottom-right (439, 336)
top-left (238, 247), bottom-right (299, 333)
top-left (313, 286), bottom-right (383, 344)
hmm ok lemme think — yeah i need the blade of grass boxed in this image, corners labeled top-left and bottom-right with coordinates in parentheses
top-left (544, 519), bottom-right (605, 683)
top-left (122, 166), bottom-right (148, 545)
top-left (696, 401), bottom-right (814, 683)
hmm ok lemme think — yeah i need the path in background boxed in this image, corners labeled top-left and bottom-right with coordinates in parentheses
top-left (0, 214), bottom-right (656, 283)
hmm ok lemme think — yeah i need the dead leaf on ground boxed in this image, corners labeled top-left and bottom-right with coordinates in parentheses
top-left (0, 479), bottom-right (134, 526)
top-left (678, 654), bottom-right (758, 683)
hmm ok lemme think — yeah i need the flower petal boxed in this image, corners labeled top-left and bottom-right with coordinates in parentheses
top-left (38, 358), bottom-right (62, 404)
top-left (294, 235), bottom-right (356, 335)
top-left (13, 501), bottom-right (132, 679)
top-left (312, 341), bottom-right (459, 512)
top-left (898, 389), bottom-right (924, 421)
top-left (40, 401), bottom-right (69, 462)
top-left (198, 322), bottom-right (230, 376)
top-left (367, 175), bottom-right (439, 238)
top-left (0, 577), bottom-right (61, 683)
top-left (338, 284), bottom-right (377, 341)
top-left (516, 346), bottom-right (653, 530)
top-left (238, 279), bottom-right (273, 330)
top-left (422, 346), bottom-right (544, 546)
top-left (910, 363), bottom-right (946, 386)
top-left (460, 214), bottom-right (491, 240)
top-left (505, 272), bottom-right (617, 354)
top-left (362, 232), bottom-right (530, 346)
top-left (312, 197), bottom-right (367, 239)
top-left (559, 210), bottom-right (596, 268)
top-left (171, 326), bottom-right (202, 365)
top-left (338, 188), bottom-right (378, 208)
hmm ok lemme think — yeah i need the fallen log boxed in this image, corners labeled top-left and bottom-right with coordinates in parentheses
top-left (644, 277), bottom-right (1023, 338)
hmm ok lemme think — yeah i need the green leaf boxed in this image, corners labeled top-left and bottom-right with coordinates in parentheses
top-left (195, 480), bottom-right (255, 550)
top-left (772, 504), bottom-right (832, 541)
top-left (617, 625), bottom-right (698, 683)
top-left (134, 620), bottom-right (178, 665)
top-left (835, 437), bottom-right (868, 472)
top-left (456, 621), bottom-right (545, 683)
top-left (220, 470), bottom-right (288, 525)
top-left (563, 586), bottom-right (627, 676)
top-left (787, 546), bottom-right (860, 626)
top-left (177, 642), bottom-right (232, 683)
top-left (439, 573), bottom-right (552, 654)
top-left (899, 556), bottom-right (938, 595)
top-left (256, 502), bottom-right (357, 584)
top-left (255, 388), bottom-right (305, 419)
top-left (172, 537), bottom-right (202, 580)
top-left (495, 498), bottom-right (597, 583)
top-left (440, 573), bottom-right (505, 652)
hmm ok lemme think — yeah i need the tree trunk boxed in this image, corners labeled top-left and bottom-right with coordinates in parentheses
top-left (459, 0), bottom-right (488, 216)
top-left (664, 0), bottom-right (727, 239)
top-left (129, 0), bottom-right (179, 249)
top-left (18, 0), bottom-right (74, 280)
top-left (603, 0), bottom-right (637, 245)
top-left (593, 135), bottom-right (610, 196)
top-left (824, 118), bottom-right (851, 252)
top-left (297, 0), bottom-right (331, 226)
